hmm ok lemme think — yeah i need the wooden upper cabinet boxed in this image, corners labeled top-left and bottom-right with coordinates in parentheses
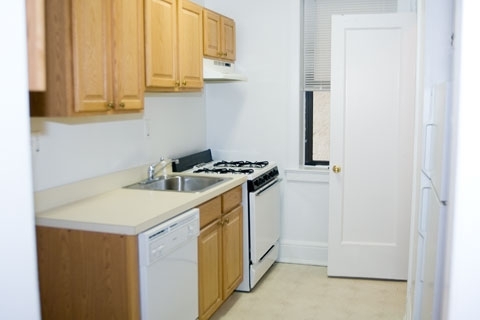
top-left (203, 9), bottom-right (236, 61)
top-left (30, 0), bottom-right (144, 117)
top-left (144, 0), bottom-right (177, 89)
top-left (111, 0), bottom-right (145, 111)
top-left (71, 0), bottom-right (112, 113)
top-left (145, 0), bottom-right (203, 91)
top-left (26, 0), bottom-right (46, 91)
top-left (178, 0), bottom-right (204, 89)
top-left (221, 16), bottom-right (236, 61)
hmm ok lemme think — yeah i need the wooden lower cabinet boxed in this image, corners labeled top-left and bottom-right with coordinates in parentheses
top-left (221, 206), bottom-right (243, 298)
top-left (198, 218), bottom-right (223, 319)
top-left (36, 227), bottom-right (140, 320)
top-left (35, 185), bottom-right (242, 320)
top-left (198, 186), bottom-right (243, 320)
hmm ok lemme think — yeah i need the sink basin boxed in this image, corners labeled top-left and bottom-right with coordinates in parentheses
top-left (124, 175), bottom-right (229, 193)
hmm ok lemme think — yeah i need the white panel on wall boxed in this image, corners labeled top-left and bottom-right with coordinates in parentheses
top-left (280, 170), bottom-right (329, 265)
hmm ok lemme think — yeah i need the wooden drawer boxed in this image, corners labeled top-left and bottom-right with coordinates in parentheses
top-left (199, 196), bottom-right (222, 229)
top-left (222, 185), bottom-right (242, 213)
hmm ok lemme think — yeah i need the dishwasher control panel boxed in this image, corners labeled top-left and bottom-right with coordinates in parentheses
top-left (139, 208), bottom-right (199, 266)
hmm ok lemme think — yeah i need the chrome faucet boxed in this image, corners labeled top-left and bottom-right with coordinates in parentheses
top-left (147, 157), bottom-right (178, 180)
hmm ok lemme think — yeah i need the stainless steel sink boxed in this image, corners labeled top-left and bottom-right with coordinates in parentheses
top-left (124, 175), bottom-right (229, 193)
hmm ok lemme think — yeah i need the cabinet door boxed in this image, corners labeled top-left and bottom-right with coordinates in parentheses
top-left (221, 16), bottom-right (236, 61)
top-left (36, 227), bottom-right (140, 320)
top-left (145, 0), bottom-right (178, 88)
top-left (112, 0), bottom-right (144, 111)
top-left (71, 0), bottom-right (113, 112)
top-left (203, 9), bottom-right (221, 59)
top-left (222, 206), bottom-right (243, 298)
top-left (26, 0), bottom-right (46, 91)
top-left (198, 220), bottom-right (223, 320)
top-left (178, 0), bottom-right (203, 89)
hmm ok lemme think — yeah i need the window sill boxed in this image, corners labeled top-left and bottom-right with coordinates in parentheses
top-left (284, 167), bottom-right (329, 183)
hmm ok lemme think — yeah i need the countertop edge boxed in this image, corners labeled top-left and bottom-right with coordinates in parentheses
top-left (35, 175), bottom-right (247, 235)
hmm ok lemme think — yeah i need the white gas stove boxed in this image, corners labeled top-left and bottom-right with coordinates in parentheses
top-left (184, 160), bottom-right (279, 192)
top-left (173, 150), bottom-right (281, 292)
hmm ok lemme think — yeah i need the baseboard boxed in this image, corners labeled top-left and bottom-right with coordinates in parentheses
top-left (278, 240), bottom-right (328, 266)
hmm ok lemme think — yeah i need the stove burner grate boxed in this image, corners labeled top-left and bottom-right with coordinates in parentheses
top-left (213, 161), bottom-right (269, 168)
top-left (193, 168), bottom-right (254, 174)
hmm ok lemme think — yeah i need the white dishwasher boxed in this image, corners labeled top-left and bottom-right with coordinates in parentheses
top-left (138, 208), bottom-right (200, 320)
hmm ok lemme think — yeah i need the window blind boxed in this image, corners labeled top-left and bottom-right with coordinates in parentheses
top-left (303, 0), bottom-right (397, 91)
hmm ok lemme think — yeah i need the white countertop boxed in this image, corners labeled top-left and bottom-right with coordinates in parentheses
top-left (35, 168), bottom-right (247, 235)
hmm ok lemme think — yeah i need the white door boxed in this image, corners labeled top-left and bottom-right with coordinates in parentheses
top-left (328, 13), bottom-right (416, 280)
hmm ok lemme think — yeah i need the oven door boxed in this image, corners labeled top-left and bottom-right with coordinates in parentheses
top-left (249, 179), bottom-right (281, 264)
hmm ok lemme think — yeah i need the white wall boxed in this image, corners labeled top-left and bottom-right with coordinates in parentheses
top-left (31, 93), bottom-right (207, 191)
top-left (405, 0), bottom-right (454, 316)
top-left (204, 0), bottom-right (300, 167)
top-left (0, 2), bottom-right (40, 319)
top-left (282, 170), bottom-right (329, 265)
top-left (443, 1), bottom-right (480, 318)
top-left (203, 0), bottom-right (416, 265)
top-left (30, 0), bottom-right (208, 192)
top-left (204, 0), bottom-right (321, 263)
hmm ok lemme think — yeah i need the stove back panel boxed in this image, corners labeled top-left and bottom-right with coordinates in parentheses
top-left (172, 149), bottom-right (213, 172)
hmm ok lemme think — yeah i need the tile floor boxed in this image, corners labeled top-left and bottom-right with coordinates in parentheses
top-left (210, 263), bottom-right (407, 320)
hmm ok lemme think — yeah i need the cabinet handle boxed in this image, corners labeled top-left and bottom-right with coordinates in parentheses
top-left (182, 80), bottom-right (187, 86)
top-left (175, 80), bottom-right (180, 87)
top-left (223, 52), bottom-right (228, 57)
top-left (217, 220), bottom-right (224, 226)
top-left (107, 102), bottom-right (114, 109)
top-left (119, 102), bottom-right (125, 108)
top-left (217, 52), bottom-right (223, 56)
top-left (224, 218), bottom-right (229, 224)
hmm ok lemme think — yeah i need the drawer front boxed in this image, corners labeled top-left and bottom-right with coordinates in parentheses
top-left (222, 185), bottom-right (242, 213)
top-left (199, 196), bottom-right (222, 229)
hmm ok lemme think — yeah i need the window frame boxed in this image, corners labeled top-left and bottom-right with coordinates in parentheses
top-left (302, 0), bottom-right (397, 167)
top-left (304, 91), bottom-right (329, 166)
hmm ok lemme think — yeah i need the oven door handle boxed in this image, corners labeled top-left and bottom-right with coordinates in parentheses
top-left (254, 178), bottom-right (282, 196)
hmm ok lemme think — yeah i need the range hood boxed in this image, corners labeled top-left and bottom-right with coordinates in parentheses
top-left (203, 58), bottom-right (247, 81)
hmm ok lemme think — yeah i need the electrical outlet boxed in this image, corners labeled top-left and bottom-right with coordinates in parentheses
top-left (144, 119), bottom-right (151, 138)
top-left (31, 132), bottom-right (40, 152)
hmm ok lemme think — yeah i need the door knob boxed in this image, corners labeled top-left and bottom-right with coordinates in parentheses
top-left (332, 165), bottom-right (342, 173)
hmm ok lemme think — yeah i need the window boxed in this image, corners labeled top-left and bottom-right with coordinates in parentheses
top-left (302, 0), bottom-right (397, 166)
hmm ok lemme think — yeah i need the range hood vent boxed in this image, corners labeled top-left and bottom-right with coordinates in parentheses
top-left (203, 58), bottom-right (247, 81)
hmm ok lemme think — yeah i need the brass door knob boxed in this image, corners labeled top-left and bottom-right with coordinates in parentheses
top-left (332, 165), bottom-right (342, 173)
top-left (175, 80), bottom-right (180, 86)
top-left (119, 102), bottom-right (125, 108)
top-left (182, 80), bottom-right (187, 86)
top-left (107, 102), bottom-right (114, 109)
